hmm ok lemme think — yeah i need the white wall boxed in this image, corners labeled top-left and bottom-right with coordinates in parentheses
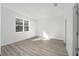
top-left (62, 4), bottom-right (74, 56)
top-left (36, 16), bottom-right (65, 40)
top-left (36, 4), bottom-right (65, 40)
top-left (1, 7), bottom-right (36, 46)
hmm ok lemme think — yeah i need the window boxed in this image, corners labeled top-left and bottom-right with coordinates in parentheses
top-left (24, 20), bottom-right (29, 31)
top-left (16, 18), bottom-right (23, 32)
top-left (16, 18), bottom-right (29, 32)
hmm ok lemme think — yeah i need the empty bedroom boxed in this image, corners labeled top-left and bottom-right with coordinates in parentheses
top-left (0, 3), bottom-right (74, 56)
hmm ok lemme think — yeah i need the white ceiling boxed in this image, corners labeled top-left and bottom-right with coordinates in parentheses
top-left (1, 3), bottom-right (72, 20)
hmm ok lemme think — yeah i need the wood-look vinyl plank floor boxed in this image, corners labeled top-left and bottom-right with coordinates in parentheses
top-left (1, 37), bottom-right (68, 56)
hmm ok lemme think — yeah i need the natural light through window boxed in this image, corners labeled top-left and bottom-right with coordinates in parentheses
top-left (42, 32), bottom-right (49, 40)
top-left (32, 32), bottom-right (50, 41)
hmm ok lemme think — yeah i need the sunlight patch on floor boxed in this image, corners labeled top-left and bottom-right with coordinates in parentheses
top-left (32, 32), bottom-right (50, 41)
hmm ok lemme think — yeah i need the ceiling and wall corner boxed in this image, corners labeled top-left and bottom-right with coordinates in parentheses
top-left (1, 3), bottom-right (64, 20)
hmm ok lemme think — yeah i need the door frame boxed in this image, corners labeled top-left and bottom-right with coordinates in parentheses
top-left (73, 3), bottom-right (79, 56)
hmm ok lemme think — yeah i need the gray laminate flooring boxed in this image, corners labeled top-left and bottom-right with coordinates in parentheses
top-left (1, 37), bottom-right (68, 56)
